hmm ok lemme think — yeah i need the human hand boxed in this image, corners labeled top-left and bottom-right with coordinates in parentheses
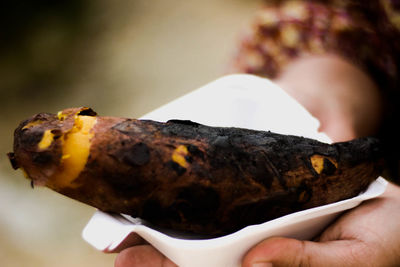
top-left (114, 244), bottom-right (177, 267)
top-left (114, 183), bottom-right (400, 267)
top-left (242, 182), bottom-right (400, 267)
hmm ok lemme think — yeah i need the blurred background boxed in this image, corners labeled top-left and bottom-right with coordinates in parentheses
top-left (0, 0), bottom-right (262, 266)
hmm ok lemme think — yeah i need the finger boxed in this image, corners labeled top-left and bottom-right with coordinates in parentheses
top-left (111, 233), bottom-right (147, 253)
top-left (242, 237), bottom-right (371, 267)
top-left (114, 245), bottom-right (177, 267)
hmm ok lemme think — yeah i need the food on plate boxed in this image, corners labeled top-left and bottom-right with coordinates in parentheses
top-left (8, 107), bottom-right (384, 237)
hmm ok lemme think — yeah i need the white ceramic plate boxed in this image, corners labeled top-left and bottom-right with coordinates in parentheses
top-left (82, 74), bottom-right (387, 267)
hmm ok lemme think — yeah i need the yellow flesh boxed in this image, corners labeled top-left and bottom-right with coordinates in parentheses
top-left (38, 130), bottom-right (54, 150)
top-left (57, 111), bottom-right (68, 121)
top-left (310, 154), bottom-right (337, 174)
top-left (172, 145), bottom-right (189, 168)
top-left (49, 115), bottom-right (97, 188)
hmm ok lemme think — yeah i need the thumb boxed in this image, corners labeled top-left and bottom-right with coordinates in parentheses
top-left (242, 237), bottom-right (369, 267)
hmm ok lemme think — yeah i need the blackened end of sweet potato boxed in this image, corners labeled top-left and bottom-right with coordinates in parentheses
top-left (77, 107), bottom-right (97, 116)
top-left (7, 152), bottom-right (19, 170)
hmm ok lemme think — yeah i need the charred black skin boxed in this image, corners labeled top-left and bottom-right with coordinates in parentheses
top-left (9, 108), bottom-right (384, 237)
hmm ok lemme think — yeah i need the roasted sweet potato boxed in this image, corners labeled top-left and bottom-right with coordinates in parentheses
top-left (8, 107), bottom-right (384, 237)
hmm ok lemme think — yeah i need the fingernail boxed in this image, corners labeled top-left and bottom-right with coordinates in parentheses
top-left (252, 262), bottom-right (273, 267)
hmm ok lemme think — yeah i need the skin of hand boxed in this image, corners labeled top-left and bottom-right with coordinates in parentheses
top-left (114, 54), bottom-right (395, 267)
top-left (242, 182), bottom-right (400, 267)
top-left (114, 245), bottom-right (177, 267)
